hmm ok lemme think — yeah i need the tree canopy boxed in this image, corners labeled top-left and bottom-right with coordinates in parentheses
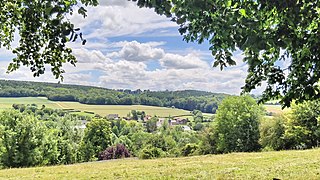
top-left (1, 0), bottom-right (319, 107)
top-left (0, 0), bottom-right (98, 80)
top-left (135, 0), bottom-right (320, 107)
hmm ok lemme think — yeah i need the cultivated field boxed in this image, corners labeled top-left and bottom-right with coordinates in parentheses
top-left (264, 104), bottom-right (290, 115)
top-left (0, 97), bottom-right (195, 117)
top-left (1, 148), bottom-right (319, 179)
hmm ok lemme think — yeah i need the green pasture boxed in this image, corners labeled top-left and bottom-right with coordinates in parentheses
top-left (1, 148), bottom-right (319, 179)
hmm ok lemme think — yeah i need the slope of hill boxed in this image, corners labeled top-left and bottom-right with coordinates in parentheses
top-left (0, 80), bottom-right (228, 113)
top-left (0, 97), bottom-right (195, 117)
top-left (1, 148), bottom-right (319, 179)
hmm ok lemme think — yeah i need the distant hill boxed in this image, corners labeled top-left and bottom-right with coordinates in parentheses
top-left (0, 80), bottom-right (229, 113)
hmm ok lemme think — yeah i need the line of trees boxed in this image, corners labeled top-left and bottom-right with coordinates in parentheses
top-left (0, 80), bottom-right (226, 113)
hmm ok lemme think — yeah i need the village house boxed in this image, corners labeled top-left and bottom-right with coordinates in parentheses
top-left (76, 120), bottom-right (88, 129)
top-left (181, 125), bottom-right (192, 131)
top-left (173, 117), bottom-right (188, 125)
top-left (156, 118), bottom-right (165, 127)
top-left (107, 114), bottom-right (119, 120)
top-left (143, 115), bottom-right (152, 121)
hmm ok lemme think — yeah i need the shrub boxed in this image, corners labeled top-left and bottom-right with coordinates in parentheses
top-left (182, 143), bottom-right (199, 156)
top-left (139, 146), bottom-right (165, 159)
top-left (98, 144), bottom-right (130, 160)
top-left (259, 116), bottom-right (285, 151)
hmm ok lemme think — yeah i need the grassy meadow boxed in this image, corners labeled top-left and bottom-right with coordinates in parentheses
top-left (1, 148), bottom-right (319, 179)
top-left (0, 97), bottom-right (194, 117)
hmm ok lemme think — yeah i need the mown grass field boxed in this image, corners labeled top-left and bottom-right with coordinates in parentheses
top-left (0, 97), bottom-right (196, 117)
top-left (1, 148), bottom-right (320, 179)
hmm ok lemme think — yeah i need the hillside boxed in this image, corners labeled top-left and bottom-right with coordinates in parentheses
top-left (0, 97), bottom-right (196, 117)
top-left (0, 80), bottom-right (228, 113)
top-left (1, 148), bottom-right (319, 179)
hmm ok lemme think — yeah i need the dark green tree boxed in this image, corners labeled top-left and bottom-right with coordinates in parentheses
top-left (81, 118), bottom-right (112, 161)
top-left (192, 110), bottom-right (203, 124)
top-left (131, 110), bottom-right (138, 120)
top-left (146, 117), bottom-right (157, 133)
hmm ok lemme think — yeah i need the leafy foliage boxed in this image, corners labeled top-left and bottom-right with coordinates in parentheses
top-left (259, 116), bottom-right (285, 151)
top-left (0, 110), bottom-right (47, 167)
top-left (98, 144), bottom-right (130, 161)
top-left (283, 100), bottom-right (320, 149)
top-left (215, 96), bottom-right (263, 153)
top-left (0, 0), bottom-right (98, 79)
top-left (0, 108), bottom-right (84, 167)
top-left (81, 118), bottom-right (112, 161)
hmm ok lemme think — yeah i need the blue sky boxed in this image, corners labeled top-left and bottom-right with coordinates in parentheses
top-left (0, 0), bottom-right (255, 94)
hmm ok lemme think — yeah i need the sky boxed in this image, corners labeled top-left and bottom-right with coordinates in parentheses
top-left (0, 0), bottom-right (254, 95)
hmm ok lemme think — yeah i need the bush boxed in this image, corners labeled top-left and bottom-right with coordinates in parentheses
top-left (193, 123), bottom-right (204, 131)
top-left (98, 144), bottom-right (130, 161)
top-left (182, 143), bottom-right (199, 156)
top-left (259, 116), bottom-right (285, 151)
top-left (139, 146), bottom-right (165, 159)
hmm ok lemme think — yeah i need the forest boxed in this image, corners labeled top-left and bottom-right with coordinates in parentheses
top-left (0, 80), bottom-right (227, 113)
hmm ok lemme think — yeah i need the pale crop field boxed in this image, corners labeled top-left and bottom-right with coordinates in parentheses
top-left (0, 97), bottom-right (61, 109)
top-left (1, 148), bottom-right (319, 179)
top-left (264, 104), bottom-right (290, 115)
top-left (0, 97), bottom-right (195, 117)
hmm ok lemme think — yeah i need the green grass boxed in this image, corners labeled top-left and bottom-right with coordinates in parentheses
top-left (1, 148), bottom-right (320, 179)
top-left (0, 97), bottom-right (196, 117)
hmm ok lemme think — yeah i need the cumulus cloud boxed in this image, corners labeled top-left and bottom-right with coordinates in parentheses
top-left (72, 48), bottom-right (111, 63)
top-left (70, 2), bottom-right (177, 38)
top-left (107, 41), bottom-right (165, 61)
top-left (160, 53), bottom-right (209, 69)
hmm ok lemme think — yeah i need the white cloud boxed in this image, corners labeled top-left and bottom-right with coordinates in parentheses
top-left (70, 2), bottom-right (177, 38)
top-left (72, 48), bottom-right (111, 63)
top-left (98, 0), bottom-right (131, 7)
top-left (160, 53), bottom-right (209, 69)
top-left (107, 41), bottom-right (165, 62)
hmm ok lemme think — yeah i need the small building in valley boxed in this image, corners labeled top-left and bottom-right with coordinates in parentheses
top-left (181, 125), bottom-right (192, 131)
top-left (107, 114), bottom-right (119, 120)
top-left (173, 117), bottom-right (188, 125)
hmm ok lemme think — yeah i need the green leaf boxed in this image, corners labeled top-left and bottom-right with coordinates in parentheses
top-left (239, 9), bottom-right (247, 17)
